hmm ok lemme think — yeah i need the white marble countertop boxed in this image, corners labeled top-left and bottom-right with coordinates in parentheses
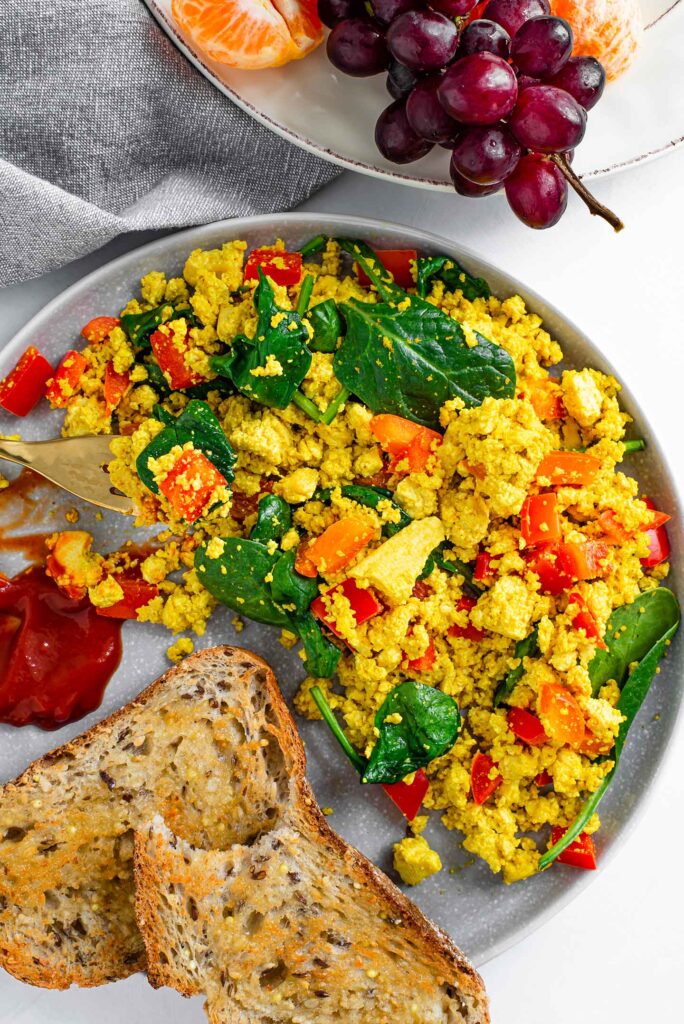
top-left (2, 148), bottom-right (684, 1023)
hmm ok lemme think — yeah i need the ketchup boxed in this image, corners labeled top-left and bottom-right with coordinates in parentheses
top-left (0, 567), bottom-right (123, 729)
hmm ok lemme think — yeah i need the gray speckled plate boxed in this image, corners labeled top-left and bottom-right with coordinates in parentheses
top-left (0, 215), bottom-right (681, 1013)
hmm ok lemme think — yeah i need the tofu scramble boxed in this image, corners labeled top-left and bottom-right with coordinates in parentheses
top-left (17, 236), bottom-right (678, 885)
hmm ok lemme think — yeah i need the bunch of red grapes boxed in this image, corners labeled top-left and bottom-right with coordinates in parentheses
top-left (321, 0), bottom-right (622, 230)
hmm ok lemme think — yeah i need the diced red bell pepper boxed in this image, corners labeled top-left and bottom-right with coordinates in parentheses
top-left (243, 248), bottom-right (303, 287)
top-left (311, 578), bottom-right (383, 637)
top-left (412, 578), bottom-right (433, 600)
top-left (0, 346), bottom-right (54, 417)
top-left (597, 509), bottom-right (632, 544)
top-left (471, 751), bottom-right (503, 805)
top-left (520, 493), bottom-right (562, 546)
top-left (46, 350), bottom-right (88, 408)
top-left (527, 378), bottom-right (566, 421)
top-left (535, 451), bottom-right (601, 487)
top-left (448, 595), bottom-right (485, 641)
top-left (567, 592), bottom-right (606, 648)
top-left (150, 327), bottom-right (203, 391)
top-left (356, 249), bottom-right (417, 290)
top-left (158, 449), bottom-right (227, 524)
top-left (96, 576), bottom-right (159, 619)
top-left (103, 361), bottom-right (131, 412)
top-left (507, 706), bottom-right (548, 746)
top-left (556, 540), bottom-right (610, 582)
top-left (525, 545), bottom-right (574, 595)
top-left (534, 769), bottom-right (553, 787)
top-left (473, 551), bottom-right (494, 581)
top-left (382, 767), bottom-right (429, 821)
top-left (81, 316), bottom-right (121, 344)
top-left (640, 497), bottom-right (671, 567)
top-left (405, 633), bottom-right (436, 673)
top-left (550, 827), bottom-right (597, 870)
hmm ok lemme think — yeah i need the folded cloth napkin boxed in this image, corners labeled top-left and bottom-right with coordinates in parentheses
top-left (0, 0), bottom-right (339, 286)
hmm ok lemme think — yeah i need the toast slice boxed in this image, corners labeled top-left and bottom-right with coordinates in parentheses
top-left (134, 649), bottom-right (489, 1024)
top-left (0, 647), bottom-right (298, 988)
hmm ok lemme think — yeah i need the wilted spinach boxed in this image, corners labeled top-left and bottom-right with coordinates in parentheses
top-left (334, 239), bottom-right (515, 430)
top-left (539, 587), bottom-right (680, 870)
top-left (415, 255), bottom-right (491, 302)
top-left (313, 484), bottom-right (411, 538)
top-left (121, 302), bottom-right (200, 349)
top-left (144, 358), bottom-right (234, 401)
top-left (307, 299), bottom-right (342, 353)
top-left (494, 627), bottom-right (540, 707)
top-left (250, 494), bottom-right (292, 544)
top-left (211, 269), bottom-right (312, 409)
top-left (136, 400), bottom-right (236, 494)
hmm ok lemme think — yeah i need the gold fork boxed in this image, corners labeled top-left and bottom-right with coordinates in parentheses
top-left (0, 435), bottom-right (135, 514)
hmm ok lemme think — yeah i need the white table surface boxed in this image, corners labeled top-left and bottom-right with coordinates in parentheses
top-left (2, 151), bottom-right (684, 1023)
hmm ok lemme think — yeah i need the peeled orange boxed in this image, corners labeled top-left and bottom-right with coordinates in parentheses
top-left (172, 0), bottom-right (323, 70)
top-left (552, 0), bottom-right (643, 80)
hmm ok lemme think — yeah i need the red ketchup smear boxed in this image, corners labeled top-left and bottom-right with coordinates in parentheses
top-left (0, 567), bottom-right (123, 730)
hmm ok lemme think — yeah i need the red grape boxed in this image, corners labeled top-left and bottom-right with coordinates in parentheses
top-left (509, 84), bottom-right (586, 153)
top-left (327, 18), bottom-right (389, 76)
top-left (318, 0), bottom-right (364, 29)
top-left (450, 124), bottom-right (521, 184)
top-left (375, 100), bottom-right (435, 163)
top-left (451, 165), bottom-right (503, 196)
top-left (386, 59), bottom-right (421, 100)
top-left (458, 19), bottom-right (511, 59)
top-left (517, 74), bottom-right (540, 91)
top-left (438, 52), bottom-right (518, 125)
top-left (511, 16), bottom-right (573, 78)
top-left (504, 153), bottom-right (567, 227)
top-left (370, 0), bottom-right (415, 25)
top-left (482, 0), bottom-right (549, 37)
top-left (430, 0), bottom-right (479, 15)
top-left (406, 76), bottom-right (460, 143)
top-left (387, 10), bottom-right (460, 73)
top-left (547, 56), bottom-right (606, 111)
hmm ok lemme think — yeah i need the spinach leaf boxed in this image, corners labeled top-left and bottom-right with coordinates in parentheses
top-left (295, 613), bottom-right (342, 678)
top-left (136, 400), bottom-right (236, 494)
top-left (195, 537), bottom-right (290, 628)
top-left (211, 269), bottom-right (312, 409)
top-left (494, 627), bottom-right (540, 706)
top-left (307, 299), bottom-right (342, 353)
top-left (363, 680), bottom-right (462, 785)
top-left (270, 550), bottom-right (319, 617)
top-left (250, 494), bottom-right (292, 544)
top-left (313, 484), bottom-right (411, 538)
top-left (334, 240), bottom-right (515, 430)
top-left (144, 359), bottom-right (234, 402)
top-left (416, 255), bottom-right (491, 302)
top-left (589, 588), bottom-right (680, 696)
top-left (121, 303), bottom-right (200, 350)
top-left (539, 590), bottom-right (679, 870)
top-left (431, 543), bottom-right (482, 592)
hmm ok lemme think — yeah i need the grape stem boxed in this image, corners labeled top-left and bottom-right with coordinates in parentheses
top-left (551, 154), bottom-right (624, 233)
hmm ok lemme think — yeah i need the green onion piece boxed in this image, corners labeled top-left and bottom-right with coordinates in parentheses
top-left (296, 273), bottom-right (314, 316)
top-left (292, 384), bottom-right (350, 425)
top-left (292, 390), bottom-right (323, 422)
top-left (299, 235), bottom-right (327, 258)
top-left (623, 439), bottom-right (646, 453)
top-left (320, 385), bottom-right (350, 426)
top-left (311, 685), bottom-right (365, 774)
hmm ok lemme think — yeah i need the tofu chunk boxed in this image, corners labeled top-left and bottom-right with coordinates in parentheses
top-left (350, 517), bottom-right (445, 605)
top-left (470, 575), bottom-right (535, 641)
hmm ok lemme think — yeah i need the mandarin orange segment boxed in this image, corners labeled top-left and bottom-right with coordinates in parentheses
top-left (552, 0), bottom-right (643, 80)
top-left (172, 0), bottom-right (322, 70)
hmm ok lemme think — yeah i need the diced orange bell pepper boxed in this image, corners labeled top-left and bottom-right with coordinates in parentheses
top-left (597, 509), bottom-right (632, 544)
top-left (404, 632), bottom-right (436, 673)
top-left (294, 541), bottom-right (319, 578)
top-left (81, 316), bottom-right (121, 344)
top-left (527, 378), bottom-right (566, 421)
top-left (306, 517), bottom-right (375, 575)
top-left (103, 361), bottom-right (131, 412)
top-left (355, 249), bottom-right (417, 290)
top-left (370, 414), bottom-right (442, 474)
top-left (0, 346), bottom-right (53, 417)
top-left (150, 327), bottom-right (203, 391)
top-left (405, 426), bottom-right (443, 473)
top-left (550, 827), bottom-right (597, 870)
top-left (556, 540), bottom-right (610, 581)
top-left (448, 595), bottom-right (485, 641)
top-left (507, 706), bottom-right (548, 746)
top-left (567, 592), bottom-right (606, 648)
top-left (539, 681), bottom-right (585, 747)
top-left (578, 729), bottom-right (613, 758)
top-left (243, 248), bottom-right (302, 287)
top-left (535, 451), bottom-right (601, 487)
top-left (158, 449), bottom-right (227, 524)
top-left (96, 576), bottom-right (159, 619)
top-left (520, 493), bottom-right (562, 546)
top-left (470, 752), bottom-right (503, 805)
top-left (311, 578), bottom-right (383, 637)
top-left (46, 350), bottom-right (88, 408)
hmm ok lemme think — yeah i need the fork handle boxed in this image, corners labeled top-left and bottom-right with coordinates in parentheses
top-left (0, 439), bottom-right (33, 470)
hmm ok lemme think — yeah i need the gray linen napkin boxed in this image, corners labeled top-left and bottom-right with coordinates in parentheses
top-left (0, 0), bottom-right (339, 286)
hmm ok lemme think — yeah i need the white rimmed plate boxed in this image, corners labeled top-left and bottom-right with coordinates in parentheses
top-left (0, 215), bottom-right (681, 1023)
top-left (145, 0), bottom-right (684, 186)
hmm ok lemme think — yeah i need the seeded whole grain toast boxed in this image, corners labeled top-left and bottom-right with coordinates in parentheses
top-left (1, 646), bottom-right (488, 1023)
